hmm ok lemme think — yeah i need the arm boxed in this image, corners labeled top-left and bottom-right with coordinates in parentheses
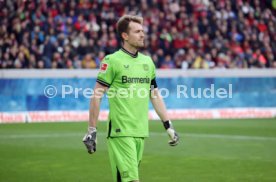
top-left (89, 82), bottom-right (109, 128)
top-left (150, 88), bottom-right (169, 121)
top-left (83, 82), bottom-right (109, 154)
top-left (150, 88), bottom-right (179, 146)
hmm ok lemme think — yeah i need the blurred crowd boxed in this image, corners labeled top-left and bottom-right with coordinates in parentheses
top-left (0, 0), bottom-right (276, 69)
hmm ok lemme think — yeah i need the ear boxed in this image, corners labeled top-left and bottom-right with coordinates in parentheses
top-left (122, 32), bottom-right (128, 41)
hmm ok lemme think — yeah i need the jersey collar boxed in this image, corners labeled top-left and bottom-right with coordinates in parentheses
top-left (121, 47), bottom-right (138, 58)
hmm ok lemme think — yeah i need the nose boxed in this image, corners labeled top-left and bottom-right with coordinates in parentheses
top-left (140, 32), bottom-right (144, 38)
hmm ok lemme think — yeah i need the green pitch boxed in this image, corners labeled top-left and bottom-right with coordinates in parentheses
top-left (0, 118), bottom-right (276, 182)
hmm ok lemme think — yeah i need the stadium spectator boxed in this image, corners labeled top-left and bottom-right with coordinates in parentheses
top-left (0, 0), bottom-right (275, 69)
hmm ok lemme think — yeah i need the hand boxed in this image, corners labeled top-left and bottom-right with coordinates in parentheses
top-left (163, 120), bottom-right (179, 146)
top-left (82, 127), bottom-right (97, 154)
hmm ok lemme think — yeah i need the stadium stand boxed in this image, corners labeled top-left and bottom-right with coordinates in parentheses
top-left (0, 0), bottom-right (275, 69)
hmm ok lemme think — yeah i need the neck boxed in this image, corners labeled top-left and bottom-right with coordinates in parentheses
top-left (122, 42), bottom-right (138, 55)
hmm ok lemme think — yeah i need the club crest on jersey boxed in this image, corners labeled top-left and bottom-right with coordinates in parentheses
top-left (100, 63), bottom-right (108, 73)
top-left (143, 64), bottom-right (149, 71)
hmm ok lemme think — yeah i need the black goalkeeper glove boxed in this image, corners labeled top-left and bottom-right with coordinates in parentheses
top-left (163, 120), bottom-right (179, 146)
top-left (82, 127), bottom-right (97, 154)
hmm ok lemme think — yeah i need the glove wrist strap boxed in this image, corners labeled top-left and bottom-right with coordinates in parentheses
top-left (88, 126), bottom-right (97, 133)
top-left (163, 120), bottom-right (171, 130)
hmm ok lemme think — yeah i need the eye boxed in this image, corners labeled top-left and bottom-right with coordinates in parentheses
top-left (138, 30), bottom-right (144, 33)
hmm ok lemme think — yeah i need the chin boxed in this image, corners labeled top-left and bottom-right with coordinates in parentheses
top-left (137, 44), bottom-right (145, 49)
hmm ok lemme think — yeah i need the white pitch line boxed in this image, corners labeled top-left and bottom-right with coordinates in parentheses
top-left (153, 133), bottom-right (276, 141)
top-left (0, 132), bottom-right (276, 141)
top-left (0, 133), bottom-right (81, 139)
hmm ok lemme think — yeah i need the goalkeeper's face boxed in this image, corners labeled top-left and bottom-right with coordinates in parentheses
top-left (125, 22), bottom-right (145, 49)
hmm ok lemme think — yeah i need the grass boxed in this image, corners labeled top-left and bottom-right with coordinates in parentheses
top-left (0, 118), bottom-right (276, 182)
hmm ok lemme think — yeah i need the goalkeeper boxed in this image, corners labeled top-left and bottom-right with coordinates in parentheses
top-left (83, 15), bottom-right (179, 182)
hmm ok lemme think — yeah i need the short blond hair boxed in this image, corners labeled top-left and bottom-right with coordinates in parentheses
top-left (116, 15), bottom-right (143, 42)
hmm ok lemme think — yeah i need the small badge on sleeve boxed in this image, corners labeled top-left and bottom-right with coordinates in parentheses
top-left (100, 63), bottom-right (108, 73)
